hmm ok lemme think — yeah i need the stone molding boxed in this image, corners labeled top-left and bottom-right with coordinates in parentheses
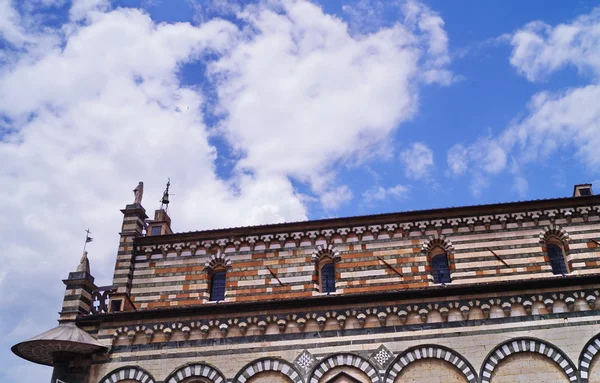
top-left (539, 224), bottom-right (571, 245)
top-left (311, 244), bottom-right (341, 263)
top-left (99, 366), bottom-right (155, 383)
top-left (163, 362), bottom-right (227, 383)
top-left (579, 333), bottom-right (600, 382)
top-left (308, 353), bottom-right (379, 383)
top-left (385, 345), bottom-right (477, 383)
top-left (231, 357), bottom-right (303, 383)
top-left (110, 287), bottom-right (599, 344)
top-left (480, 337), bottom-right (577, 383)
top-left (420, 235), bottom-right (455, 256)
top-left (134, 206), bottom-right (600, 257)
top-left (205, 252), bottom-right (232, 271)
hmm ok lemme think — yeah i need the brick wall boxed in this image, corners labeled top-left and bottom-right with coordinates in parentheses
top-left (83, 196), bottom-right (600, 383)
top-left (126, 214), bottom-right (600, 309)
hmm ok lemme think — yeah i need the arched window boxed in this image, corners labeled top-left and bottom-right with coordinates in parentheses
top-left (209, 268), bottom-right (226, 301)
top-left (320, 260), bottom-right (336, 293)
top-left (546, 238), bottom-right (568, 275)
top-left (430, 247), bottom-right (451, 284)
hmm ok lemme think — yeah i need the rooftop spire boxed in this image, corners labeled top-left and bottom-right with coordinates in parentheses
top-left (160, 178), bottom-right (171, 211)
top-left (83, 228), bottom-right (93, 253)
top-left (76, 251), bottom-right (90, 274)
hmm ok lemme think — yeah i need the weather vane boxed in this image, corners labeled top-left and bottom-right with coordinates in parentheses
top-left (160, 178), bottom-right (171, 211)
top-left (83, 228), bottom-right (93, 253)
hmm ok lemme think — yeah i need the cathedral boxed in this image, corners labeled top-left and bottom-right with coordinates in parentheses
top-left (11, 183), bottom-right (600, 383)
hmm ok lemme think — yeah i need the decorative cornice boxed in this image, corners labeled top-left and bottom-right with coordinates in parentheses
top-left (79, 274), bottom-right (600, 324)
top-left (108, 287), bottom-right (599, 345)
top-left (134, 205), bottom-right (600, 258)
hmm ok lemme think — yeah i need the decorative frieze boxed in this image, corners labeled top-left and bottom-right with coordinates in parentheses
top-left (109, 287), bottom-right (599, 345)
top-left (134, 206), bottom-right (600, 258)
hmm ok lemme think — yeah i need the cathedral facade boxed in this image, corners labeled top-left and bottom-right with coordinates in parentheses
top-left (12, 183), bottom-right (600, 383)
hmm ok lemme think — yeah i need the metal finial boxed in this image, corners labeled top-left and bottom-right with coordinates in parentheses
top-left (160, 178), bottom-right (171, 210)
top-left (83, 228), bottom-right (93, 253)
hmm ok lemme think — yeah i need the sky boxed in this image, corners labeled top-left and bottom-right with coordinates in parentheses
top-left (1, 0), bottom-right (599, 381)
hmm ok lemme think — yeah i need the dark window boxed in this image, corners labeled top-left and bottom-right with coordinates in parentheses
top-left (151, 226), bottom-right (162, 235)
top-left (110, 300), bottom-right (122, 313)
top-left (547, 244), bottom-right (568, 275)
top-left (210, 271), bottom-right (226, 301)
top-left (580, 187), bottom-right (592, 196)
top-left (432, 254), bottom-right (451, 284)
top-left (321, 263), bottom-right (336, 293)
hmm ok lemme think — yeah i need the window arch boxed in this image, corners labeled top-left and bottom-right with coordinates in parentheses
top-left (205, 251), bottom-right (231, 302)
top-left (546, 237), bottom-right (569, 275)
top-left (312, 245), bottom-right (341, 294)
top-left (430, 246), bottom-right (451, 284)
top-left (209, 266), bottom-right (226, 301)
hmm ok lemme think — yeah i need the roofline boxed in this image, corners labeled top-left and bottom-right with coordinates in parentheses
top-left (135, 194), bottom-right (600, 245)
top-left (77, 273), bottom-right (600, 325)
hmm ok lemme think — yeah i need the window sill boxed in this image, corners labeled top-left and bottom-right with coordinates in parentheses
top-left (313, 291), bottom-right (342, 297)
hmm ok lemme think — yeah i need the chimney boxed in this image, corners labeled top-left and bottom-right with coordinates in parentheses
top-left (146, 208), bottom-right (173, 236)
top-left (573, 184), bottom-right (594, 197)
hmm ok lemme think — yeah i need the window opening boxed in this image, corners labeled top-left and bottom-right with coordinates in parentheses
top-left (432, 253), bottom-right (451, 284)
top-left (151, 226), bottom-right (161, 235)
top-left (321, 262), bottom-right (336, 293)
top-left (210, 271), bottom-right (226, 301)
top-left (547, 243), bottom-right (568, 275)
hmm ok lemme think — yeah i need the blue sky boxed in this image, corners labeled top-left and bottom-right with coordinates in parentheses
top-left (1, 0), bottom-right (599, 381)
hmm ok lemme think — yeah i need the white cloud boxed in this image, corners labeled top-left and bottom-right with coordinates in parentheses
top-left (399, 142), bottom-right (434, 179)
top-left (450, 85), bottom-right (600, 197)
top-left (446, 144), bottom-right (468, 176)
top-left (448, 7), bottom-right (600, 197)
top-left (185, 0), bottom-right (242, 24)
top-left (509, 158), bottom-right (528, 198)
top-left (342, 0), bottom-right (390, 34)
top-left (362, 184), bottom-right (409, 204)
top-left (510, 8), bottom-right (600, 81)
top-left (69, 0), bottom-right (110, 20)
top-left (0, 0), bottom-right (31, 46)
top-left (0, 0), bottom-right (454, 380)
top-left (209, 0), bottom-right (452, 200)
top-left (0, 4), bottom-right (290, 381)
top-left (320, 185), bottom-right (353, 210)
top-left (402, 0), bottom-right (454, 85)
top-left (507, 86), bottom-right (600, 169)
